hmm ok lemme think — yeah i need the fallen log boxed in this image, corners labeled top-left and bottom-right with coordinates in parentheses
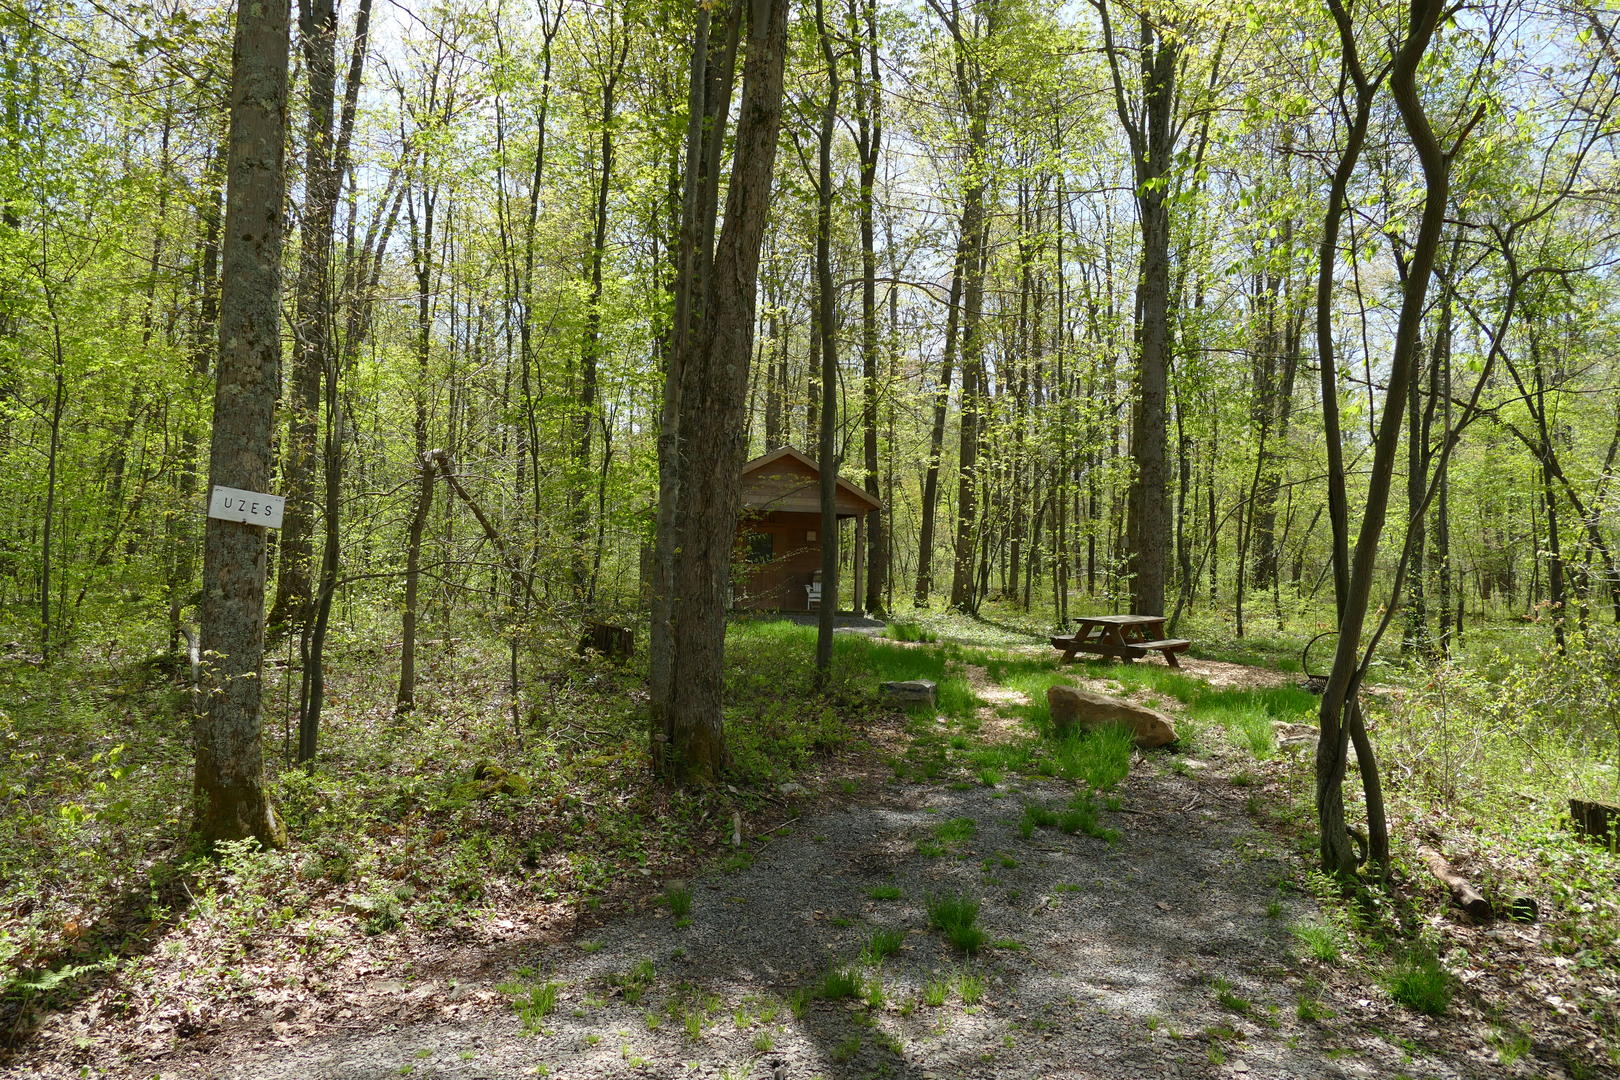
top-left (1417, 844), bottom-right (1492, 921)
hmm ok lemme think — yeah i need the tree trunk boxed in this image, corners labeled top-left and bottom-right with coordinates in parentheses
top-left (1097, 2), bottom-right (1176, 617)
top-left (1316, 0), bottom-right (1460, 879)
top-left (914, 267), bottom-right (961, 606)
top-left (814, 0), bottom-right (841, 679)
top-left (270, 0), bottom-right (341, 633)
top-left (650, 1), bottom-right (739, 774)
top-left (656, 0), bottom-right (788, 783)
top-left (194, 0), bottom-right (292, 850)
top-left (573, 21), bottom-right (627, 607)
top-left (854, 0), bottom-right (885, 617)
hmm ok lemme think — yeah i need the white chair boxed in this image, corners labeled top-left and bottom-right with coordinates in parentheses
top-left (806, 570), bottom-right (822, 610)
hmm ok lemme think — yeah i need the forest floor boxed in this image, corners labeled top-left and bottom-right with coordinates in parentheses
top-left (5, 628), bottom-right (1610, 1080)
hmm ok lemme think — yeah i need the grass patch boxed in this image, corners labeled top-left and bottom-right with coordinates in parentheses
top-left (1049, 726), bottom-right (1134, 789)
top-left (886, 619), bottom-right (939, 643)
top-left (496, 971), bottom-right (562, 1033)
top-left (1020, 791), bottom-right (1118, 843)
top-left (664, 883), bottom-right (692, 918)
top-left (609, 959), bottom-right (656, 1004)
top-left (862, 928), bottom-right (904, 964)
top-left (815, 966), bottom-right (862, 1000)
top-left (926, 893), bottom-right (986, 954)
top-left (867, 883), bottom-right (901, 901)
top-left (1291, 921), bottom-right (1342, 963)
top-left (1386, 951), bottom-right (1452, 1015)
top-left (933, 816), bottom-right (976, 846)
top-left (1211, 977), bottom-right (1251, 1015)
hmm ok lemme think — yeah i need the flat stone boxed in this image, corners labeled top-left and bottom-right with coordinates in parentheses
top-left (880, 679), bottom-right (937, 709)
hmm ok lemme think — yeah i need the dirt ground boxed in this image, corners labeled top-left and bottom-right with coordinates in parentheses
top-left (5, 655), bottom-right (1585, 1080)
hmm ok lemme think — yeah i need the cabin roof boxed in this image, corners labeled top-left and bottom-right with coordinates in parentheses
top-left (739, 445), bottom-right (882, 518)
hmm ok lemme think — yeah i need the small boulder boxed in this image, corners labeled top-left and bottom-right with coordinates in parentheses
top-left (1273, 721), bottom-right (1315, 749)
top-left (1047, 685), bottom-right (1177, 748)
top-left (881, 679), bottom-right (937, 709)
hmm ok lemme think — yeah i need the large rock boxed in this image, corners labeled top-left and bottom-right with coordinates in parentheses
top-left (881, 679), bottom-right (937, 709)
top-left (1047, 685), bottom-right (1177, 748)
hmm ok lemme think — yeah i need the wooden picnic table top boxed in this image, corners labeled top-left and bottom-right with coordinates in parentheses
top-left (1070, 613), bottom-right (1165, 627)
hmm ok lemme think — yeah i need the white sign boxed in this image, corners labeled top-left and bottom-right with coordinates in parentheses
top-left (208, 485), bottom-right (286, 529)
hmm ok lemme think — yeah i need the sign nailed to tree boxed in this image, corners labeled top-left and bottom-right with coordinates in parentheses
top-left (208, 485), bottom-right (285, 529)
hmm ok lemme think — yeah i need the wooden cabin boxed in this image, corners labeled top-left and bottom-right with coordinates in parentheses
top-left (734, 446), bottom-right (882, 613)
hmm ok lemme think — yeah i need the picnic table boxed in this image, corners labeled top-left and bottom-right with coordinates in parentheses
top-left (1049, 614), bottom-right (1190, 667)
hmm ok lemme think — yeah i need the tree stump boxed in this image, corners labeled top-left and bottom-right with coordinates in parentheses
top-left (578, 623), bottom-right (634, 662)
top-left (1569, 798), bottom-right (1620, 846)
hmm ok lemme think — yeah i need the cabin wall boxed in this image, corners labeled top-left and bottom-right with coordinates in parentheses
top-left (734, 511), bottom-right (823, 611)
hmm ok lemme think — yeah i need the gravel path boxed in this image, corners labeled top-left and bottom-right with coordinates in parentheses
top-left (155, 758), bottom-right (1486, 1080)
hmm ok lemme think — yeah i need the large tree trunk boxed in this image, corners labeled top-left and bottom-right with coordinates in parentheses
top-left (1097, 2), bottom-right (1177, 617)
top-left (656, 0), bottom-right (788, 783)
top-left (935, 0), bottom-right (998, 614)
top-left (194, 0), bottom-right (292, 850)
top-left (914, 267), bottom-right (961, 606)
top-left (649, 1), bottom-right (739, 774)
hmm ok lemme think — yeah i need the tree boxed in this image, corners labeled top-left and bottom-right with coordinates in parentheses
top-left (1315, 0), bottom-right (1481, 877)
top-left (1094, 0), bottom-right (1184, 618)
top-left (193, 0), bottom-right (293, 850)
top-left (813, 0), bottom-right (843, 679)
top-left (652, 0), bottom-right (790, 782)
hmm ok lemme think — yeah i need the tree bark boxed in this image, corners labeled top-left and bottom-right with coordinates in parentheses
top-left (853, 0), bottom-right (885, 617)
top-left (573, 17), bottom-right (628, 607)
top-left (269, 0), bottom-right (341, 633)
top-left (656, 0), bottom-right (788, 783)
top-left (1317, 0), bottom-right (1464, 878)
top-left (813, 0), bottom-right (841, 679)
top-left (650, 1), bottom-right (739, 774)
top-left (1097, 1), bottom-right (1176, 617)
top-left (194, 0), bottom-right (292, 850)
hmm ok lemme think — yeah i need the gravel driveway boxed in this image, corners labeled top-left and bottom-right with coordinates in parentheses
top-left (159, 758), bottom-right (1486, 1080)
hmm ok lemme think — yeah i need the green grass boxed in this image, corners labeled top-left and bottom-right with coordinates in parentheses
top-left (925, 893), bottom-right (986, 954)
top-left (1185, 685), bottom-right (1315, 759)
top-left (664, 883), bottom-right (692, 918)
top-left (496, 971), bottom-right (562, 1032)
top-left (1049, 726), bottom-right (1134, 789)
top-left (863, 928), bottom-right (904, 964)
top-left (1291, 921), bottom-right (1342, 962)
top-left (815, 966), bottom-right (862, 1000)
top-left (1386, 951), bottom-right (1452, 1015)
top-left (1211, 977), bottom-right (1252, 1015)
top-left (886, 619), bottom-right (939, 643)
top-left (609, 959), bottom-right (656, 1004)
top-left (934, 816), bottom-right (976, 846)
top-left (1020, 791), bottom-right (1118, 843)
top-left (867, 883), bottom-right (902, 901)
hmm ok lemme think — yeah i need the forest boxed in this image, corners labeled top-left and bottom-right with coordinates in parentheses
top-left (2, 0), bottom-right (1620, 1076)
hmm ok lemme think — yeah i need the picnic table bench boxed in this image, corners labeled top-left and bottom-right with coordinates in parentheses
top-left (1049, 614), bottom-right (1190, 667)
